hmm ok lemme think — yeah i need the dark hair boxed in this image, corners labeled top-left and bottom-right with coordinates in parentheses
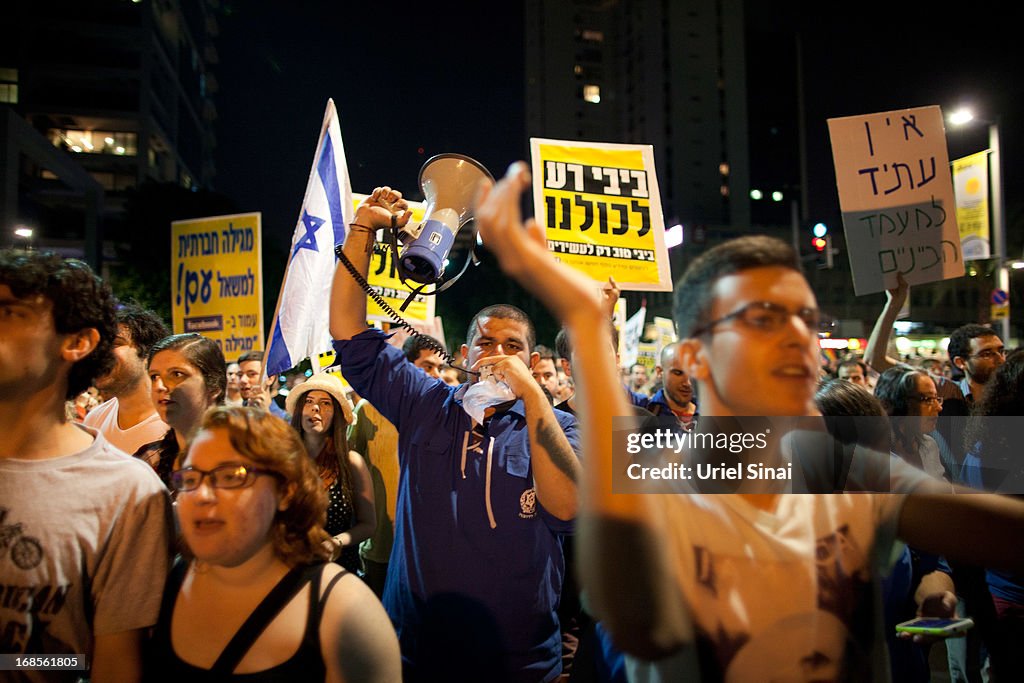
top-left (555, 321), bottom-right (617, 370)
top-left (0, 250), bottom-right (117, 400)
top-left (237, 349), bottom-right (264, 365)
top-left (289, 392), bottom-right (354, 512)
top-left (402, 334), bottom-right (444, 363)
top-left (533, 344), bottom-right (556, 362)
top-left (873, 366), bottom-right (925, 418)
top-left (673, 235), bottom-right (801, 338)
top-left (836, 359), bottom-right (867, 376)
top-left (948, 324), bottom-right (1001, 362)
top-left (465, 304), bottom-right (536, 351)
top-left (964, 349), bottom-right (1024, 476)
top-left (555, 328), bottom-right (571, 363)
top-left (873, 366), bottom-right (930, 453)
top-left (116, 302), bottom-right (170, 360)
top-left (148, 333), bottom-right (227, 405)
top-left (197, 406), bottom-right (331, 565)
top-left (815, 378), bottom-right (890, 450)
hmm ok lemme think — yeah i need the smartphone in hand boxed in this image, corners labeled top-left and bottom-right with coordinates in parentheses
top-left (895, 617), bottom-right (974, 637)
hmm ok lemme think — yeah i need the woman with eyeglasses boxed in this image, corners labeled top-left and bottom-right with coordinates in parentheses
top-left (134, 333), bottom-right (226, 488)
top-left (145, 406), bottom-right (400, 682)
top-left (284, 374), bottom-right (375, 574)
top-left (874, 366), bottom-right (950, 481)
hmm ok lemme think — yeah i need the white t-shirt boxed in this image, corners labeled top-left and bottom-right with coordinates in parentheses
top-left (626, 492), bottom-right (909, 682)
top-left (0, 427), bottom-right (173, 682)
top-left (83, 397), bottom-right (168, 455)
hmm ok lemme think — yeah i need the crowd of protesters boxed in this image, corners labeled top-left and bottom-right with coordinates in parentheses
top-left (2, 173), bottom-right (1023, 683)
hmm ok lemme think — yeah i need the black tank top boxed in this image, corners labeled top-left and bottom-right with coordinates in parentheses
top-left (145, 561), bottom-right (343, 682)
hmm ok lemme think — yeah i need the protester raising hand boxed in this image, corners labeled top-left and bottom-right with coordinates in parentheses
top-left (475, 162), bottom-right (604, 324)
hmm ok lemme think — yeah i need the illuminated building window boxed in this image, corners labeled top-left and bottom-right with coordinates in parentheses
top-left (47, 129), bottom-right (138, 156)
top-left (0, 67), bottom-right (17, 104)
top-left (582, 29), bottom-right (604, 42)
top-left (583, 85), bottom-right (601, 104)
top-left (719, 162), bottom-right (730, 176)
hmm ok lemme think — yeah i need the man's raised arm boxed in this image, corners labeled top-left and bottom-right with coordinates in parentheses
top-left (329, 187), bottom-right (411, 341)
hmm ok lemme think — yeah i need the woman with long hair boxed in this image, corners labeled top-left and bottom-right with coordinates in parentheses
top-left (873, 366), bottom-right (949, 481)
top-left (286, 374), bottom-right (375, 574)
top-left (145, 406), bottom-right (400, 681)
top-left (134, 333), bottom-right (226, 487)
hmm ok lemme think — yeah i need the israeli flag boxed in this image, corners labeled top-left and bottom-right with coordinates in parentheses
top-left (265, 99), bottom-right (352, 377)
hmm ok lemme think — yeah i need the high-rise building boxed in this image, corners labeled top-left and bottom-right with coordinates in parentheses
top-left (526, 0), bottom-right (750, 231)
top-left (1, 0), bottom-right (220, 263)
top-left (525, 0), bottom-right (755, 317)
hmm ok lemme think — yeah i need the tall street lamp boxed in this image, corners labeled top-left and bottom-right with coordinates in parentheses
top-left (948, 107), bottom-right (1009, 342)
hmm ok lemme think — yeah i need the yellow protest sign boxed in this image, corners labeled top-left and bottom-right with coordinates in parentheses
top-left (350, 194), bottom-right (435, 323)
top-left (171, 213), bottom-right (263, 362)
top-left (953, 151), bottom-right (990, 260)
top-left (530, 138), bottom-right (671, 291)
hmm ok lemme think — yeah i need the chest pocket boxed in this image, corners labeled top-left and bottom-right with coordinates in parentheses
top-left (501, 443), bottom-right (531, 480)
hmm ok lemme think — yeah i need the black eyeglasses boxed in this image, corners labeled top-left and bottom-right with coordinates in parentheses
top-left (170, 463), bottom-right (280, 493)
top-left (690, 301), bottom-right (836, 338)
top-left (969, 348), bottom-right (1006, 361)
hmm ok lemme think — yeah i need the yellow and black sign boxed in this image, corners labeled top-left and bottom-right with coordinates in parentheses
top-left (530, 138), bottom-right (672, 292)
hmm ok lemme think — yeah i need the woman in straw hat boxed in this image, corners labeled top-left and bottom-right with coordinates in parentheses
top-left (287, 373), bottom-right (375, 574)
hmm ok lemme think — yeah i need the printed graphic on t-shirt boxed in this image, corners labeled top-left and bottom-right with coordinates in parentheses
top-left (0, 509), bottom-right (43, 570)
top-left (689, 523), bottom-right (874, 680)
top-left (0, 508), bottom-right (75, 655)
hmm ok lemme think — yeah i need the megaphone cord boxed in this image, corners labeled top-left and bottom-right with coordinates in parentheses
top-left (334, 244), bottom-right (479, 377)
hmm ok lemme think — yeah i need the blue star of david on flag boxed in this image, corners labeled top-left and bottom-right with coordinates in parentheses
top-left (292, 210), bottom-right (325, 258)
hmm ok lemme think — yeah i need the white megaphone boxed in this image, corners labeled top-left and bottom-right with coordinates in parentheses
top-left (398, 153), bottom-right (494, 284)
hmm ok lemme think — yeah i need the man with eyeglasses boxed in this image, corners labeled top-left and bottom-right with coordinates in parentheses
top-left (472, 162), bottom-right (1024, 683)
top-left (947, 324), bottom-right (1006, 406)
top-left (0, 250), bottom-right (172, 683)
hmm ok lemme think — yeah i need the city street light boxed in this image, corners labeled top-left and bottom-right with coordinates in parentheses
top-left (948, 107), bottom-right (1009, 342)
top-left (12, 225), bottom-right (34, 250)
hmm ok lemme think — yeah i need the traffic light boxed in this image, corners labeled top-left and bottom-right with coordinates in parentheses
top-left (810, 223), bottom-right (833, 269)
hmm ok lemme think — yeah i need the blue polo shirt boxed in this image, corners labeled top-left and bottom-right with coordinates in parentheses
top-left (335, 329), bottom-right (580, 682)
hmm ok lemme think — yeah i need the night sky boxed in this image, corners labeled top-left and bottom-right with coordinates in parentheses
top-left (213, 1), bottom-right (527, 244)
top-left (210, 1), bottom-right (1023, 339)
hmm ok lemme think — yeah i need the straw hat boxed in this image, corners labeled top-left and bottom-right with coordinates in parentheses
top-left (284, 373), bottom-right (355, 425)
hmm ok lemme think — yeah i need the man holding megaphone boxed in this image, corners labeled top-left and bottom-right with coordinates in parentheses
top-left (330, 183), bottom-right (582, 683)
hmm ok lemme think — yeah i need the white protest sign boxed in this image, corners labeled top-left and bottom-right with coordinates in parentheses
top-left (828, 106), bottom-right (964, 295)
top-left (619, 306), bottom-right (647, 368)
